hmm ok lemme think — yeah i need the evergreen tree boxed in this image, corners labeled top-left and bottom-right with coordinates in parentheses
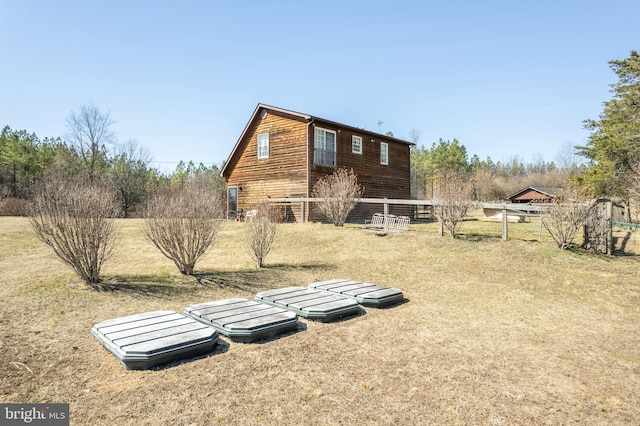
top-left (578, 50), bottom-right (640, 219)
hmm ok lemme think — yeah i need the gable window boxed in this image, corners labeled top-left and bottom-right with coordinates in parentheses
top-left (380, 142), bottom-right (388, 165)
top-left (352, 135), bottom-right (362, 154)
top-left (314, 127), bottom-right (336, 167)
top-left (257, 133), bottom-right (269, 159)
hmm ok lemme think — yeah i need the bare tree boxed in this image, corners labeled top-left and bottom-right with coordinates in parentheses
top-left (245, 199), bottom-right (284, 268)
top-left (144, 181), bottom-right (224, 275)
top-left (65, 103), bottom-right (115, 180)
top-left (408, 128), bottom-right (422, 145)
top-left (555, 141), bottom-right (582, 172)
top-left (541, 187), bottom-right (594, 250)
top-left (432, 171), bottom-right (472, 238)
top-left (311, 168), bottom-right (364, 226)
top-left (29, 175), bottom-right (120, 286)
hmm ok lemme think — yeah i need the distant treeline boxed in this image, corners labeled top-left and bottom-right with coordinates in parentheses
top-left (1, 123), bottom-right (581, 218)
top-left (0, 125), bottom-right (225, 217)
top-left (410, 138), bottom-right (582, 201)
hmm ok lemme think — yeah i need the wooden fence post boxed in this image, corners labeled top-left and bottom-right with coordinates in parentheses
top-left (606, 201), bottom-right (613, 256)
top-left (502, 209), bottom-right (508, 241)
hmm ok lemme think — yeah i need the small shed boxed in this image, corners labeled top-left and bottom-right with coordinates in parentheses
top-left (507, 187), bottom-right (560, 203)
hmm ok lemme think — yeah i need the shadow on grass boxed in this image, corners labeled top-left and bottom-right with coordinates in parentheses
top-left (566, 244), bottom-right (638, 258)
top-left (457, 233), bottom-right (500, 242)
top-left (613, 232), bottom-right (639, 256)
top-left (95, 262), bottom-right (335, 296)
top-left (93, 274), bottom-right (200, 297)
top-left (260, 262), bottom-right (336, 271)
top-left (193, 262), bottom-right (336, 291)
top-left (457, 233), bottom-right (543, 243)
top-left (565, 245), bottom-right (621, 259)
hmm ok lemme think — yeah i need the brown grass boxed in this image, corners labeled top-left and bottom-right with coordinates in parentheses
top-left (1, 213), bottom-right (639, 425)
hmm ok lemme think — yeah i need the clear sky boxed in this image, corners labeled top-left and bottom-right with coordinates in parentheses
top-left (1, 1), bottom-right (638, 173)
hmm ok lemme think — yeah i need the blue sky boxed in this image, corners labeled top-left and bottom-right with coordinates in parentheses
top-left (1, 1), bottom-right (638, 173)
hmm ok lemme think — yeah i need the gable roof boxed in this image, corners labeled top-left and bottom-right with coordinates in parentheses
top-left (220, 103), bottom-right (414, 177)
top-left (507, 186), bottom-right (561, 200)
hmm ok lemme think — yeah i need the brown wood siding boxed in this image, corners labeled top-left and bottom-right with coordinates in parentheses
top-left (308, 123), bottom-right (411, 222)
top-left (510, 189), bottom-right (552, 203)
top-left (224, 105), bottom-right (413, 223)
top-left (226, 111), bottom-right (308, 221)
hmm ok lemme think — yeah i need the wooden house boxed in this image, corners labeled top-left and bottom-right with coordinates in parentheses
top-left (220, 104), bottom-right (414, 222)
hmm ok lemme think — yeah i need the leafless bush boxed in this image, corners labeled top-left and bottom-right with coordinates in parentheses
top-left (1, 197), bottom-right (31, 216)
top-left (311, 168), bottom-right (364, 226)
top-left (245, 199), bottom-right (284, 268)
top-left (541, 187), bottom-right (594, 250)
top-left (144, 181), bottom-right (224, 275)
top-left (432, 171), bottom-right (473, 238)
top-left (29, 176), bottom-right (120, 285)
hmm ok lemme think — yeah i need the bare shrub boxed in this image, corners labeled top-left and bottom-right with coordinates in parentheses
top-left (144, 181), bottom-right (224, 275)
top-left (541, 187), bottom-right (594, 250)
top-left (433, 171), bottom-right (473, 238)
top-left (1, 197), bottom-right (31, 216)
top-left (245, 200), bottom-right (284, 268)
top-left (311, 168), bottom-right (364, 226)
top-left (29, 176), bottom-right (120, 285)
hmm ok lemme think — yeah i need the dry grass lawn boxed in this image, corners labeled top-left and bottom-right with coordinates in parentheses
top-left (1, 213), bottom-right (639, 425)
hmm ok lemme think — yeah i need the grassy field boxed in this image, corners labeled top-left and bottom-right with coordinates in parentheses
top-left (1, 213), bottom-right (638, 425)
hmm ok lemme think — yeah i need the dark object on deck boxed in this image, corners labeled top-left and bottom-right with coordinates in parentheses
top-left (183, 298), bottom-right (299, 343)
top-left (91, 310), bottom-right (219, 370)
top-left (254, 287), bottom-right (360, 322)
top-left (309, 279), bottom-right (403, 307)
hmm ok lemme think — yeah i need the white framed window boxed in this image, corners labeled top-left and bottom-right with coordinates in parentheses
top-left (352, 135), bottom-right (362, 154)
top-left (257, 133), bottom-right (269, 159)
top-left (314, 127), bottom-right (336, 166)
top-left (380, 142), bottom-right (388, 165)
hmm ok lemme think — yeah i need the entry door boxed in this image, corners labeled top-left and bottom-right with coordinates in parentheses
top-left (227, 186), bottom-right (238, 220)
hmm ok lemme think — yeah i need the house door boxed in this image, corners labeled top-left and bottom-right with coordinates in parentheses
top-left (227, 186), bottom-right (238, 220)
